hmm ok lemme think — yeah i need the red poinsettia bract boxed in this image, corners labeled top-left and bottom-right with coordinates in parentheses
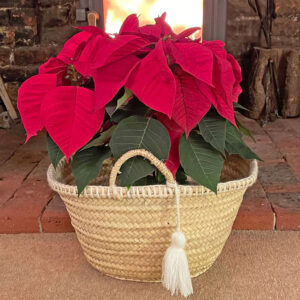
top-left (17, 13), bottom-right (242, 170)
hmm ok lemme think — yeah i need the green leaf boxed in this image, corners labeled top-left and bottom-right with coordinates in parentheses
top-left (175, 166), bottom-right (188, 184)
top-left (233, 102), bottom-right (249, 111)
top-left (72, 146), bottom-right (111, 195)
top-left (46, 134), bottom-right (64, 169)
top-left (111, 98), bottom-right (149, 123)
top-left (106, 89), bottom-right (134, 117)
top-left (111, 109), bottom-right (130, 123)
top-left (116, 88), bottom-right (133, 110)
top-left (80, 125), bottom-right (117, 151)
top-left (120, 158), bottom-right (157, 187)
top-left (105, 88), bottom-right (125, 117)
top-left (133, 175), bottom-right (157, 186)
top-left (179, 132), bottom-right (224, 193)
top-left (157, 170), bottom-right (166, 184)
top-left (225, 121), bottom-right (262, 161)
top-left (109, 116), bottom-right (170, 186)
top-left (198, 113), bottom-right (226, 154)
top-left (235, 118), bottom-right (256, 142)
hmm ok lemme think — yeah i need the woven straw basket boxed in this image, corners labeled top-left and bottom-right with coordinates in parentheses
top-left (47, 149), bottom-right (258, 282)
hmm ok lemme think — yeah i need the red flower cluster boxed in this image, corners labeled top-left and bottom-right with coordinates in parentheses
top-left (18, 13), bottom-right (242, 173)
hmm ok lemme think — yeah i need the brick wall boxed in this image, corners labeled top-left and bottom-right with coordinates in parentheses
top-left (0, 0), bottom-right (79, 109)
top-left (226, 0), bottom-right (300, 105)
top-left (226, 0), bottom-right (300, 60)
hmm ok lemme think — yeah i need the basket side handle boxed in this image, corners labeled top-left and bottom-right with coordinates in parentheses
top-left (109, 149), bottom-right (175, 187)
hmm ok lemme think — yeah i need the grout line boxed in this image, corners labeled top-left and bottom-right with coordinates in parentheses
top-left (1, 146), bottom-right (21, 166)
top-left (268, 198), bottom-right (277, 230)
top-left (22, 161), bottom-right (40, 183)
top-left (262, 125), bottom-right (300, 181)
top-left (38, 195), bottom-right (54, 233)
top-left (272, 210), bottom-right (277, 230)
top-left (267, 195), bottom-right (277, 230)
top-left (0, 158), bottom-right (42, 208)
top-left (262, 126), bottom-right (286, 159)
top-left (0, 125), bottom-right (25, 166)
top-left (0, 138), bottom-right (25, 166)
top-left (259, 177), bottom-right (277, 230)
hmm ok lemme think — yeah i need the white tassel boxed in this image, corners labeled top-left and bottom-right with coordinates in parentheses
top-left (162, 231), bottom-right (193, 297)
top-left (162, 183), bottom-right (193, 297)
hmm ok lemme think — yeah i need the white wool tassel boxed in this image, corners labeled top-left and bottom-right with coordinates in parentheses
top-left (162, 183), bottom-right (193, 297)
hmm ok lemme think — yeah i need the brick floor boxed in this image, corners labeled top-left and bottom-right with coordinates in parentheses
top-left (41, 194), bottom-right (73, 233)
top-left (0, 115), bottom-right (300, 233)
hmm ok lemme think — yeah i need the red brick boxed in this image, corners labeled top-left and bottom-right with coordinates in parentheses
top-left (262, 119), bottom-right (291, 132)
top-left (0, 122), bottom-right (25, 142)
top-left (0, 123), bottom-right (26, 161)
top-left (266, 130), bottom-right (300, 155)
top-left (0, 26), bottom-right (15, 46)
top-left (0, 174), bottom-right (24, 206)
top-left (257, 159), bottom-right (286, 168)
top-left (14, 26), bottom-right (38, 47)
top-left (0, 129), bottom-right (6, 138)
top-left (285, 153), bottom-right (300, 178)
top-left (1, 127), bottom-right (47, 166)
top-left (10, 8), bottom-right (37, 27)
top-left (0, 151), bottom-right (44, 205)
top-left (0, 65), bottom-right (39, 82)
top-left (233, 182), bottom-right (274, 230)
top-left (0, 46), bottom-right (11, 66)
top-left (274, 210), bottom-right (300, 231)
top-left (0, 0), bottom-right (34, 8)
top-left (264, 183), bottom-right (300, 194)
top-left (20, 132), bottom-right (47, 153)
top-left (0, 155), bottom-right (52, 233)
top-left (41, 194), bottom-right (74, 233)
top-left (245, 180), bottom-right (266, 198)
top-left (282, 118), bottom-right (300, 135)
top-left (0, 148), bottom-right (51, 233)
top-left (243, 134), bottom-right (273, 144)
top-left (0, 10), bottom-right (9, 26)
top-left (0, 130), bottom-right (47, 208)
top-left (268, 193), bottom-right (300, 230)
top-left (14, 46), bottom-right (60, 65)
top-left (258, 163), bottom-right (299, 186)
top-left (27, 156), bottom-right (50, 180)
top-left (41, 7), bottom-right (70, 28)
top-left (0, 178), bottom-right (53, 233)
top-left (39, 0), bottom-right (75, 8)
top-left (0, 135), bottom-right (24, 165)
top-left (244, 135), bottom-right (283, 163)
top-left (41, 26), bottom-right (79, 46)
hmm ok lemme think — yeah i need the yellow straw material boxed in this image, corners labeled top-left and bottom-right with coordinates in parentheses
top-left (47, 150), bottom-right (258, 282)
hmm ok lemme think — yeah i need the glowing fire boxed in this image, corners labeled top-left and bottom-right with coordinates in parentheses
top-left (103, 0), bottom-right (203, 39)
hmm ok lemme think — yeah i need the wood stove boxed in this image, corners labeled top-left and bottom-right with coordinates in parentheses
top-left (77, 0), bottom-right (227, 41)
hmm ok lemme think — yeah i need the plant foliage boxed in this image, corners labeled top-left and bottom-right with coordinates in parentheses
top-left (18, 13), bottom-right (260, 195)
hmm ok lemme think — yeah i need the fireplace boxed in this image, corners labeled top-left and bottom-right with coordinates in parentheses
top-left (77, 0), bottom-right (227, 41)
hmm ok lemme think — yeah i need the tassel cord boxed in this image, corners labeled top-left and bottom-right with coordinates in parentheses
top-left (175, 183), bottom-right (181, 232)
top-left (163, 181), bottom-right (193, 297)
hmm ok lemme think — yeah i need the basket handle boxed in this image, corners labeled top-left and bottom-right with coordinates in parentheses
top-left (109, 149), bottom-right (175, 187)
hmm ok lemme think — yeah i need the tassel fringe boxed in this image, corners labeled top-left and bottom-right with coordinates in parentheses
top-left (162, 183), bottom-right (193, 297)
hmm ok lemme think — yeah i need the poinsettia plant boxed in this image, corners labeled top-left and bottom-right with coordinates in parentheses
top-left (17, 13), bottom-right (260, 195)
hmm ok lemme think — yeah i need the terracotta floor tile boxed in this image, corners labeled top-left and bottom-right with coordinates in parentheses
top-left (41, 194), bottom-right (74, 233)
top-left (268, 193), bottom-right (300, 230)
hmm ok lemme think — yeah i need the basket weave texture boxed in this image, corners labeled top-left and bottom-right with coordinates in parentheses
top-left (47, 149), bottom-right (258, 282)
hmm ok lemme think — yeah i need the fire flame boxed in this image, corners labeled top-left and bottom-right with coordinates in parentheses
top-left (103, 0), bottom-right (203, 39)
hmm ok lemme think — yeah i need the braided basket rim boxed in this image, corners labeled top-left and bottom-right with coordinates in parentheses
top-left (47, 157), bottom-right (258, 199)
